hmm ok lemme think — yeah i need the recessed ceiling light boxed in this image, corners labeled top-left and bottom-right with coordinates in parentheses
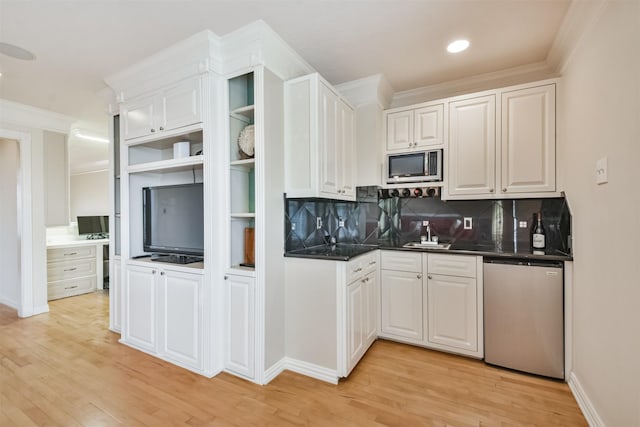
top-left (447, 39), bottom-right (470, 54)
top-left (0, 42), bottom-right (36, 60)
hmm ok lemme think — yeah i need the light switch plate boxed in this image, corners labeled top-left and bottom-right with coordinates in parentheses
top-left (338, 218), bottom-right (345, 227)
top-left (316, 217), bottom-right (323, 229)
top-left (519, 221), bottom-right (528, 228)
top-left (463, 217), bottom-right (472, 230)
top-left (291, 223), bottom-right (296, 231)
top-left (596, 156), bottom-right (608, 185)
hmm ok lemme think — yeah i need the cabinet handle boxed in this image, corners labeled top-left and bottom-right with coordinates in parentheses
top-left (368, 261), bottom-right (377, 265)
top-left (64, 252), bottom-right (78, 256)
top-left (64, 268), bottom-right (77, 272)
top-left (353, 267), bottom-right (362, 273)
top-left (489, 188), bottom-right (494, 193)
top-left (417, 274), bottom-right (422, 279)
top-left (502, 188), bottom-right (507, 192)
top-left (152, 270), bottom-right (156, 274)
top-left (160, 271), bottom-right (165, 276)
top-left (64, 285), bottom-right (78, 290)
top-left (428, 275), bottom-right (433, 279)
top-left (159, 126), bottom-right (164, 131)
top-left (224, 276), bottom-right (228, 280)
top-left (150, 128), bottom-right (156, 133)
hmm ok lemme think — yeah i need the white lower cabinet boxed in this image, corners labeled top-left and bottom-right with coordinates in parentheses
top-left (380, 251), bottom-right (483, 358)
top-left (345, 269), bottom-right (378, 375)
top-left (224, 274), bottom-right (255, 380)
top-left (123, 262), bottom-right (204, 372)
top-left (380, 269), bottom-right (424, 342)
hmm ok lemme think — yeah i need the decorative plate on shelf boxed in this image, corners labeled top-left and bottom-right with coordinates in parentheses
top-left (237, 124), bottom-right (255, 159)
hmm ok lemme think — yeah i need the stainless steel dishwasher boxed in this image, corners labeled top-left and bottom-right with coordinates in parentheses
top-left (484, 258), bottom-right (564, 379)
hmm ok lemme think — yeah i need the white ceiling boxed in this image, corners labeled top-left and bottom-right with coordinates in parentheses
top-left (0, 0), bottom-right (571, 167)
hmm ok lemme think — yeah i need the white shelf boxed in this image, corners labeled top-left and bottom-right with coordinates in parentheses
top-left (127, 155), bottom-right (204, 174)
top-left (230, 158), bottom-right (256, 167)
top-left (230, 213), bottom-right (256, 219)
top-left (230, 105), bottom-right (254, 124)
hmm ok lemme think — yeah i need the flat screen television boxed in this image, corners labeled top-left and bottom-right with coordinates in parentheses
top-left (143, 183), bottom-right (204, 262)
top-left (77, 215), bottom-right (109, 238)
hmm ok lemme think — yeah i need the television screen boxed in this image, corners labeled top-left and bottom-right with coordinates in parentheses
top-left (143, 183), bottom-right (204, 256)
top-left (77, 215), bottom-right (109, 235)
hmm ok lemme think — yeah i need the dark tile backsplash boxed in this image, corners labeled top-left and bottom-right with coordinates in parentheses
top-left (285, 188), bottom-right (572, 254)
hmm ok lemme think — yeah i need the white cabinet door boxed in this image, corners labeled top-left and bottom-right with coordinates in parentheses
top-left (159, 269), bottom-right (202, 370)
top-left (386, 110), bottom-right (414, 151)
top-left (363, 270), bottom-right (378, 344)
top-left (339, 99), bottom-right (356, 198)
top-left (123, 95), bottom-right (157, 140)
top-left (448, 95), bottom-right (496, 196)
top-left (346, 279), bottom-right (365, 373)
top-left (414, 104), bottom-right (444, 147)
top-left (501, 84), bottom-right (555, 194)
top-left (380, 269), bottom-right (423, 341)
top-left (319, 82), bottom-right (340, 196)
top-left (162, 78), bottom-right (202, 133)
top-left (225, 274), bottom-right (255, 379)
top-left (110, 260), bottom-right (122, 332)
top-left (426, 273), bottom-right (477, 352)
top-left (124, 265), bottom-right (157, 352)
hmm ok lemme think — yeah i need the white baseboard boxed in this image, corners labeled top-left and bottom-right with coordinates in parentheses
top-left (283, 358), bottom-right (338, 385)
top-left (263, 357), bottom-right (287, 384)
top-left (0, 296), bottom-right (18, 310)
top-left (31, 304), bottom-right (50, 316)
top-left (568, 372), bottom-right (605, 427)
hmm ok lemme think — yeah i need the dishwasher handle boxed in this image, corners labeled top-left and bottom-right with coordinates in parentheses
top-left (483, 257), bottom-right (563, 269)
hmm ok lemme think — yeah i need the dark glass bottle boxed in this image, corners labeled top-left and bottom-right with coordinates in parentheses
top-left (532, 211), bottom-right (546, 251)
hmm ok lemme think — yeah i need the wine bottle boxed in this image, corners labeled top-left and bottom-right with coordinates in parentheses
top-left (532, 212), bottom-right (546, 251)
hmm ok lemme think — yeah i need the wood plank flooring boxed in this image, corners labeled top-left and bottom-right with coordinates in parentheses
top-left (0, 291), bottom-right (587, 426)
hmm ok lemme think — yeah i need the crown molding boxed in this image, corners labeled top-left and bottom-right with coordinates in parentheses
top-left (0, 98), bottom-right (76, 133)
top-left (104, 30), bottom-right (221, 101)
top-left (335, 74), bottom-right (394, 109)
top-left (546, 0), bottom-right (610, 74)
top-left (390, 61), bottom-right (556, 108)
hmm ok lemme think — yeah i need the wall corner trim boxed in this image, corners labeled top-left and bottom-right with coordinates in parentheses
top-left (263, 357), bottom-right (287, 384)
top-left (568, 372), bottom-right (606, 427)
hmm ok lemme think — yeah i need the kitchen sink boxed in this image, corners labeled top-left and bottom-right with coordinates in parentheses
top-left (402, 241), bottom-right (452, 250)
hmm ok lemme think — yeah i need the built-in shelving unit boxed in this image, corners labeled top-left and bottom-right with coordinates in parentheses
top-left (228, 72), bottom-right (256, 273)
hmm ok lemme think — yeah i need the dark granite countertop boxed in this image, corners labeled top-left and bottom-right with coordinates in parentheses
top-left (285, 242), bottom-right (572, 262)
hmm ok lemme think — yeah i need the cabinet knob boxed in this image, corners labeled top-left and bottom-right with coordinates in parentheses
top-left (150, 128), bottom-right (156, 133)
top-left (489, 188), bottom-right (494, 193)
top-left (224, 276), bottom-right (228, 280)
top-left (160, 271), bottom-right (165, 276)
top-left (152, 270), bottom-right (156, 274)
top-left (428, 275), bottom-right (433, 280)
top-left (502, 188), bottom-right (507, 192)
top-left (159, 126), bottom-right (164, 131)
top-left (417, 274), bottom-right (422, 279)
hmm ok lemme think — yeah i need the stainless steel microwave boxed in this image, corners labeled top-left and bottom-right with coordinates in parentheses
top-left (386, 149), bottom-right (443, 184)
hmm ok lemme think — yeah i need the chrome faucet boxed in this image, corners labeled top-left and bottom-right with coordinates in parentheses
top-left (421, 221), bottom-right (432, 243)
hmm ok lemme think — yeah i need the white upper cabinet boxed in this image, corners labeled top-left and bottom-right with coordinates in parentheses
top-left (501, 84), bottom-right (556, 194)
top-left (447, 94), bottom-right (497, 197)
top-left (386, 103), bottom-right (443, 152)
top-left (123, 77), bottom-right (202, 141)
top-left (446, 82), bottom-right (557, 199)
top-left (285, 73), bottom-right (356, 201)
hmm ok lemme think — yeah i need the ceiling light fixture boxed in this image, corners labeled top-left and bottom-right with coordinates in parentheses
top-left (447, 39), bottom-right (470, 54)
top-left (0, 42), bottom-right (36, 60)
top-left (74, 131), bottom-right (109, 144)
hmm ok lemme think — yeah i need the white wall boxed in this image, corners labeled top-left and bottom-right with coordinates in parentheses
top-left (0, 139), bottom-right (21, 308)
top-left (557, 1), bottom-right (640, 425)
top-left (69, 170), bottom-right (109, 221)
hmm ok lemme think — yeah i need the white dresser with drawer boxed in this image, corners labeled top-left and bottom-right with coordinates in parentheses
top-left (46, 242), bottom-right (105, 300)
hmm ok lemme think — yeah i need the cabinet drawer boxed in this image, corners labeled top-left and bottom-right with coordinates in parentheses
top-left (47, 258), bottom-right (97, 282)
top-left (48, 276), bottom-right (96, 300)
top-left (346, 250), bottom-right (379, 283)
top-left (381, 251), bottom-right (422, 273)
top-left (47, 245), bottom-right (96, 262)
top-left (427, 254), bottom-right (476, 278)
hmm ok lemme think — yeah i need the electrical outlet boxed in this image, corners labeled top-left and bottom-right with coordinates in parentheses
top-left (596, 156), bottom-right (608, 184)
top-left (463, 217), bottom-right (473, 230)
top-left (519, 221), bottom-right (528, 228)
top-left (422, 220), bottom-right (429, 226)
top-left (291, 223), bottom-right (296, 231)
top-left (338, 218), bottom-right (345, 227)
top-left (316, 217), bottom-right (323, 230)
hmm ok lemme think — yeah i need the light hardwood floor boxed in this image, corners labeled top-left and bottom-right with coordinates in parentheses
top-left (0, 291), bottom-right (586, 426)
